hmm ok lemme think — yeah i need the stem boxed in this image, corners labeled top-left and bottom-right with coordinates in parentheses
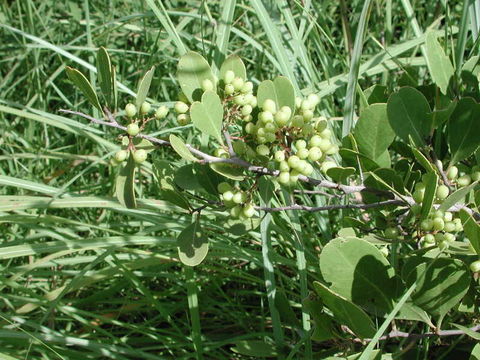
top-left (185, 266), bottom-right (203, 360)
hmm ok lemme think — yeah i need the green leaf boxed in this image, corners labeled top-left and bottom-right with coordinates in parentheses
top-left (115, 154), bottom-right (136, 209)
top-left (439, 181), bottom-right (479, 212)
top-left (354, 103), bottom-right (395, 161)
top-left (313, 281), bottom-right (376, 339)
top-left (227, 216), bottom-right (261, 236)
top-left (409, 142), bottom-right (436, 173)
top-left (387, 87), bottom-right (432, 146)
top-left (319, 237), bottom-right (403, 315)
top-left (65, 66), bottom-right (102, 111)
top-left (209, 163), bottom-right (244, 180)
top-left (425, 31), bottom-right (454, 95)
top-left (135, 66), bottom-right (155, 109)
top-left (405, 258), bottom-right (470, 319)
top-left (96, 47), bottom-right (113, 108)
top-left (190, 91), bottom-right (224, 143)
top-left (452, 324), bottom-right (480, 340)
top-left (174, 164), bottom-right (202, 190)
top-left (133, 137), bottom-right (155, 154)
top-left (231, 340), bottom-right (276, 358)
top-left (219, 54), bottom-right (246, 81)
top-left (459, 209), bottom-right (480, 255)
top-left (257, 76), bottom-right (295, 114)
top-left (447, 97), bottom-right (480, 164)
top-left (177, 51), bottom-right (215, 102)
top-left (470, 343), bottom-right (480, 360)
top-left (169, 134), bottom-right (198, 162)
top-left (177, 221), bottom-right (209, 266)
top-left (420, 171), bottom-right (438, 221)
top-left (274, 291), bottom-right (300, 329)
top-left (303, 297), bottom-right (334, 342)
top-left (432, 100), bottom-right (457, 128)
top-left (326, 166), bottom-right (356, 183)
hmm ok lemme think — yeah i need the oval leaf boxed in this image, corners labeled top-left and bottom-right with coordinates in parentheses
top-left (177, 221), bottom-right (209, 266)
top-left (177, 51), bottom-right (215, 102)
top-left (96, 47), bottom-right (113, 108)
top-left (136, 66), bottom-right (155, 109)
top-left (425, 31), bottom-right (454, 95)
top-left (210, 163), bottom-right (244, 180)
top-left (66, 67), bottom-right (102, 111)
top-left (257, 76), bottom-right (295, 114)
top-left (387, 87), bottom-right (432, 146)
top-left (190, 91), bottom-right (224, 143)
top-left (115, 154), bottom-right (136, 209)
top-left (220, 54), bottom-right (246, 81)
top-left (169, 134), bottom-right (198, 162)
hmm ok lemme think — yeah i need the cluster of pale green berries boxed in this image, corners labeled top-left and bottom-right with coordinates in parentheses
top-left (112, 101), bottom-right (169, 165)
top-left (412, 180), bottom-right (450, 204)
top-left (445, 165), bottom-right (480, 186)
top-left (418, 210), bottom-right (463, 250)
top-left (217, 182), bottom-right (256, 219)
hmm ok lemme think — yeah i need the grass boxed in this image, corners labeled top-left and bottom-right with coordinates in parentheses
top-left (0, 0), bottom-right (477, 358)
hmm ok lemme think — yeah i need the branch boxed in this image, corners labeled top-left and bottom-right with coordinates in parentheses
top-left (256, 199), bottom-right (404, 212)
top-left (59, 109), bottom-right (480, 219)
top-left (370, 324), bottom-right (480, 341)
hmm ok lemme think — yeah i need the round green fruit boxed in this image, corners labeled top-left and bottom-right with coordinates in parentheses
top-left (140, 101), bottom-right (151, 115)
top-left (174, 101), bottom-right (189, 114)
top-left (436, 185), bottom-right (449, 200)
top-left (223, 70), bottom-right (235, 84)
top-left (242, 203), bottom-right (256, 218)
top-left (155, 105), bottom-right (169, 119)
top-left (217, 182), bottom-right (232, 194)
top-left (132, 149), bottom-right (147, 164)
top-left (470, 260), bottom-right (480, 273)
top-left (126, 123), bottom-right (140, 136)
top-left (125, 103), bottom-right (137, 118)
top-left (446, 166), bottom-right (458, 180)
top-left (385, 227), bottom-right (399, 239)
top-left (114, 150), bottom-right (128, 162)
top-left (201, 79), bottom-right (214, 92)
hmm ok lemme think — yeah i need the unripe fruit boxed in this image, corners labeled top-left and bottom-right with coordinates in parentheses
top-left (223, 70), bottom-right (235, 84)
top-left (265, 123), bottom-right (277, 133)
top-left (259, 111), bottom-right (274, 123)
top-left (318, 139), bottom-right (332, 152)
top-left (444, 221), bottom-right (456, 233)
top-left (289, 170), bottom-right (301, 183)
top-left (241, 105), bottom-right (253, 116)
top-left (301, 99), bottom-right (313, 111)
top-left (297, 148), bottom-right (309, 160)
top-left (413, 188), bottom-right (425, 203)
top-left (325, 144), bottom-right (339, 155)
top-left (470, 260), bottom-right (480, 273)
top-left (385, 227), bottom-right (399, 239)
top-left (434, 210), bottom-right (445, 218)
top-left (125, 103), bottom-right (137, 118)
top-left (126, 122), bottom-right (140, 136)
top-left (114, 150), bottom-right (128, 162)
top-left (291, 115), bottom-right (304, 127)
top-left (437, 241), bottom-right (449, 250)
top-left (217, 182), bottom-right (232, 194)
top-left (302, 109), bottom-right (314, 121)
top-left (472, 171), bottom-right (480, 181)
top-left (243, 203), bottom-right (256, 218)
top-left (155, 105), bottom-right (169, 119)
top-left (175, 101), bottom-right (189, 114)
top-left (295, 97), bottom-right (302, 109)
top-left (274, 150), bottom-right (285, 162)
top-left (420, 219), bottom-right (433, 231)
top-left (232, 77), bottom-right (244, 91)
top-left (319, 128), bottom-right (332, 139)
top-left (454, 218), bottom-right (464, 232)
top-left (274, 111), bottom-right (290, 127)
top-left (307, 93), bottom-right (320, 105)
top-left (243, 115), bottom-right (253, 122)
top-left (432, 217), bottom-right (445, 231)
top-left (132, 149), bottom-right (147, 164)
top-left (201, 78), bottom-right (214, 92)
top-left (295, 139), bottom-right (307, 149)
top-left (233, 192), bottom-right (246, 204)
top-left (222, 190), bottom-right (234, 202)
top-left (444, 233), bottom-right (456, 242)
top-left (230, 205), bottom-right (242, 218)
top-left (309, 135), bottom-right (322, 148)
top-left (278, 171), bottom-right (290, 184)
top-left (224, 84), bottom-right (235, 95)
top-left (241, 81), bottom-right (253, 94)
top-left (262, 99), bottom-right (276, 114)
top-left (446, 166), bottom-right (458, 180)
top-left (457, 174), bottom-right (472, 187)
top-left (256, 144), bottom-right (270, 157)
top-left (140, 101), bottom-right (151, 115)
top-left (287, 155), bottom-right (301, 169)
top-left (308, 147), bottom-right (323, 161)
top-left (177, 114), bottom-right (191, 126)
top-left (315, 119), bottom-right (327, 132)
top-left (321, 161), bottom-right (337, 173)
top-left (265, 132), bottom-right (276, 143)
top-left (234, 95), bottom-right (246, 105)
top-left (280, 106), bottom-right (292, 118)
top-left (434, 232), bottom-right (445, 243)
top-left (278, 161), bottom-right (290, 172)
top-left (232, 141), bottom-right (247, 155)
top-left (245, 123), bottom-right (256, 134)
top-left (436, 185), bottom-right (449, 200)
top-left (443, 212), bottom-right (453, 222)
top-left (301, 163), bottom-right (314, 176)
top-left (423, 233), bottom-right (435, 244)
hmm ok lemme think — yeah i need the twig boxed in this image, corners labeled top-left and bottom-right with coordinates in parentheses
top-left (370, 324), bottom-right (480, 341)
top-left (431, 150), bottom-right (452, 188)
top-left (223, 130), bottom-right (236, 157)
top-left (256, 199), bottom-right (404, 212)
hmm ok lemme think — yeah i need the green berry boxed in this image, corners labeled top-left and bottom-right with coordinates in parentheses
top-left (224, 84), bottom-right (235, 95)
top-left (287, 155), bottom-right (301, 169)
top-left (412, 188), bottom-right (425, 203)
top-left (444, 221), bottom-right (456, 233)
top-left (436, 185), bottom-right (449, 200)
top-left (297, 148), bottom-right (309, 160)
top-left (385, 227), bottom-right (399, 239)
top-left (201, 78), bottom-right (214, 92)
top-left (125, 103), bottom-right (137, 118)
top-left (309, 135), bottom-right (322, 148)
top-left (295, 139), bottom-right (307, 150)
top-left (241, 105), bottom-right (253, 116)
top-left (256, 144), bottom-right (270, 157)
top-left (262, 99), bottom-right (276, 114)
top-left (217, 182), bottom-right (232, 194)
top-left (274, 150), bottom-right (285, 162)
top-left (420, 219), bottom-right (433, 231)
top-left (470, 260), bottom-right (480, 273)
top-left (241, 82), bottom-right (253, 94)
top-left (321, 161), bottom-right (337, 173)
top-left (444, 233), bottom-right (456, 242)
top-left (458, 174), bottom-right (472, 187)
top-left (223, 70), bottom-right (235, 84)
top-left (114, 150), bottom-right (128, 162)
top-left (318, 138), bottom-right (332, 152)
top-left (174, 101), bottom-right (189, 114)
top-left (278, 171), bottom-right (290, 185)
top-left (437, 241), bottom-right (449, 250)
top-left (446, 166), bottom-right (458, 180)
top-left (423, 233), bottom-right (435, 244)
top-left (307, 93), bottom-right (320, 105)
top-left (177, 114), bottom-right (191, 126)
top-left (472, 171), bottom-right (480, 181)
top-left (155, 105), bottom-right (169, 119)
top-left (259, 111), bottom-right (274, 123)
top-left (443, 211), bottom-right (453, 222)
top-left (243, 203), bottom-right (256, 218)
top-left (222, 190), bottom-right (234, 202)
top-left (291, 115), bottom-right (304, 127)
top-left (132, 149), bottom-right (147, 164)
top-left (233, 192), bottom-right (246, 204)
top-left (230, 205), bottom-right (242, 218)
top-left (308, 147), bottom-right (322, 161)
top-left (274, 111), bottom-right (290, 127)
top-left (126, 122), bottom-right (140, 136)
top-left (232, 77), bottom-right (244, 91)
top-left (278, 161), bottom-right (290, 172)
top-left (301, 163), bottom-right (314, 176)
top-left (140, 101), bottom-right (151, 115)
top-left (301, 99), bottom-right (313, 111)
top-left (232, 141), bottom-right (247, 155)
top-left (234, 95), bottom-right (246, 105)
top-left (302, 109), bottom-right (314, 121)
top-left (432, 217), bottom-right (445, 231)
top-left (319, 128), bottom-right (332, 139)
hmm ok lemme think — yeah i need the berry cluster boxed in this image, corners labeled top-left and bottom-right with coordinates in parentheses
top-left (217, 182), bottom-right (256, 219)
top-left (418, 210), bottom-right (463, 250)
top-left (113, 101), bottom-right (169, 165)
top-left (446, 165), bottom-right (480, 187)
